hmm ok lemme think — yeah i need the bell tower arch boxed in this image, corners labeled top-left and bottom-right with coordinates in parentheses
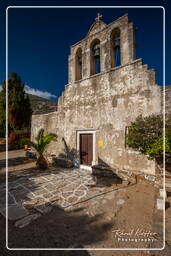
top-left (90, 39), bottom-right (101, 75)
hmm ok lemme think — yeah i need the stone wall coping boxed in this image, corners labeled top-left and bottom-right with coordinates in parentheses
top-left (66, 58), bottom-right (143, 87)
top-left (32, 111), bottom-right (58, 117)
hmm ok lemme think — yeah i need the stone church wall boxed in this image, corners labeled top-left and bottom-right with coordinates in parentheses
top-left (31, 13), bottom-right (167, 175)
top-left (32, 58), bottom-right (162, 174)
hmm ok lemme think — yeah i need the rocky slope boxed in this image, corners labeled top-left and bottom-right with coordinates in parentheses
top-left (27, 94), bottom-right (57, 115)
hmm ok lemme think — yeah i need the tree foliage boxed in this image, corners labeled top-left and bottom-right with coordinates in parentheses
top-left (0, 72), bottom-right (32, 136)
top-left (126, 115), bottom-right (171, 160)
top-left (0, 89), bottom-right (6, 137)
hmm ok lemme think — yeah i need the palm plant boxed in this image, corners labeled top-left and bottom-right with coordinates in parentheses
top-left (24, 128), bottom-right (57, 169)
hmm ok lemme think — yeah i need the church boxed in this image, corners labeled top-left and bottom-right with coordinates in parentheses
top-left (31, 13), bottom-right (162, 174)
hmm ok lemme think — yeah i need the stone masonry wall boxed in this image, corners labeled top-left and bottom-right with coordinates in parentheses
top-left (32, 58), bottom-right (162, 174)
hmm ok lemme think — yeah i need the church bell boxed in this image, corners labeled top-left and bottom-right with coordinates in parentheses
top-left (93, 47), bottom-right (100, 58)
top-left (114, 39), bottom-right (120, 50)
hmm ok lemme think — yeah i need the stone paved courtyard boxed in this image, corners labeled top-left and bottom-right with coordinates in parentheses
top-left (1, 150), bottom-right (170, 252)
top-left (0, 167), bottom-right (122, 223)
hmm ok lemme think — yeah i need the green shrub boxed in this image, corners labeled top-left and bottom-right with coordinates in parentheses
top-left (126, 115), bottom-right (171, 161)
top-left (146, 137), bottom-right (171, 160)
top-left (11, 137), bottom-right (29, 150)
top-left (8, 130), bottom-right (30, 147)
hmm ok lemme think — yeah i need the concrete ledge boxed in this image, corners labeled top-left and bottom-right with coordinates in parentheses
top-left (157, 199), bottom-right (164, 210)
top-left (92, 165), bottom-right (122, 181)
top-left (53, 157), bottom-right (74, 168)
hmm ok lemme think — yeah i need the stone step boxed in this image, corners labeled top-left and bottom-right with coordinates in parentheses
top-left (165, 183), bottom-right (171, 189)
top-left (92, 165), bottom-right (122, 181)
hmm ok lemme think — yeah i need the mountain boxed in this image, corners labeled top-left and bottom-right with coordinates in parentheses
top-left (0, 91), bottom-right (57, 115)
top-left (27, 94), bottom-right (57, 115)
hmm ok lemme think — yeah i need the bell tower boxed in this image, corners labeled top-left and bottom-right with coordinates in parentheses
top-left (68, 13), bottom-right (136, 84)
top-left (32, 13), bottom-right (162, 176)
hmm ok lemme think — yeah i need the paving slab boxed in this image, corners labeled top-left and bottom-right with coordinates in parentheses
top-left (0, 190), bottom-right (6, 205)
top-left (0, 205), bottom-right (29, 220)
top-left (0, 168), bottom-right (125, 217)
top-left (15, 213), bottom-right (41, 228)
top-left (35, 204), bottom-right (52, 214)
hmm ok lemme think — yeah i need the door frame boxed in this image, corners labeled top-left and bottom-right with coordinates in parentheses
top-left (76, 130), bottom-right (96, 170)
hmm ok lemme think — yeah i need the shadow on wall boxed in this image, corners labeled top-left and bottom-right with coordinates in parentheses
top-left (58, 138), bottom-right (80, 167)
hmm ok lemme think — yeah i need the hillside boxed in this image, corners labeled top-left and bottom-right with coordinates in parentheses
top-left (27, 94), bottom-right (57, 114)
top-left (0, 91), bottom-right (57, 115)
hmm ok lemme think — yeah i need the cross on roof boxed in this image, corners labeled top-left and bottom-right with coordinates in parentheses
top-left (95, 13), bottom-right (103, 22)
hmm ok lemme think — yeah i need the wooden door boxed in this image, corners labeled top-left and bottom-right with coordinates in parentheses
top-left (80, 134), bottom-right (93, 166)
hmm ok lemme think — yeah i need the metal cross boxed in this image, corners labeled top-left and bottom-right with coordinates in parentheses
top-left (95, 13), bottom-right (103, 22)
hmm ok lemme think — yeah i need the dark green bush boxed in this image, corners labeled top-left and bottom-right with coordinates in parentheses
top-left (11, 137), bottom-right (29, 150)
top-left (126, 115), bottom-right (171, 160)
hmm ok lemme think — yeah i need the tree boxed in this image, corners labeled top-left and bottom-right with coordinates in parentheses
top-left (23, 128), bottom-right (57, 169)
top-left (0, 89), bottom-right (6, 137)
top-left (126, 115), bottom-right (171, 161)
top-left (0, 72), bottom-right (32, 135)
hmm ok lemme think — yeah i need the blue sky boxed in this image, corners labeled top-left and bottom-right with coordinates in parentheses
top-left (0, 0), bottom-right (170, 101)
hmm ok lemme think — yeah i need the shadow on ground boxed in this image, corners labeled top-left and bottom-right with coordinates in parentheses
top-left (0, 157), bottom-right (35, 170)
top-left (9, 206), bottom-right (113, 248)
top-left (0, 150), bottom-right (115, 252)
top-left (0, 202), bottom-right (113, 253)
